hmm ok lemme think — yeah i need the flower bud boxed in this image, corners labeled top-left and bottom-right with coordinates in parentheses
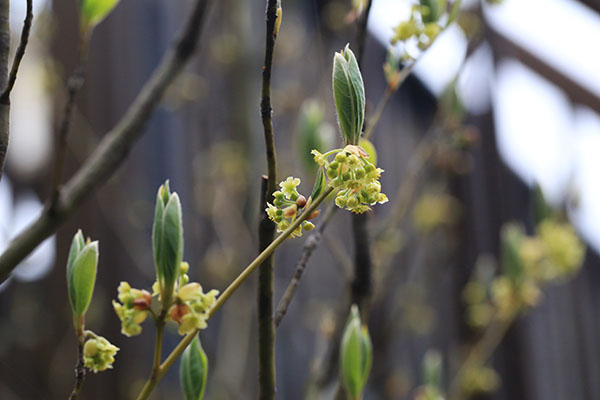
top-left (332, 44), bottom-right (366, 145)
top-left (83, 334), bottom-right (119, 373)
top-left (296, 195), bottom-right (307, 208)
top-left (133, 290), bottom-right (153, 311)
top-left (170, 303), bottom-right (190, 324)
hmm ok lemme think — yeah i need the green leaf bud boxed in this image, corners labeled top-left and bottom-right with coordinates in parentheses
top-left (80, 0), bottom-right (121, 35)
top-left (340, 305), bottom-right (372, 400)
top-left (66, 230), bottom-right (99, 332)
top-left (180, 336), bottom-right (208, 400)
top-left (332, 44), bottom-right (366, 145)
top-left (152, 180), bottom-right (184, 307)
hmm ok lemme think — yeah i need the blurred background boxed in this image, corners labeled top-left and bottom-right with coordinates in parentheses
top-left (1, 0), bottom-right (600, 399)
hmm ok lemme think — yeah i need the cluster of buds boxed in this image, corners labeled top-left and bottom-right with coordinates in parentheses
top-left (83, 333), bottom-right (120, 373)
top-left (390, 0), bottom-right (458, 55)
top-left (112, 281), bottom-right (152, 337)
top-left (463, 217), bottom-right (585, 328)
top-left (313, 145), bottom-right (388, 214)
top-left (266, 177), bottom-right (319, 238)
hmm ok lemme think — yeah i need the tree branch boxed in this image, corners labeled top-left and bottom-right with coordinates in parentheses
top-left (258, 0), bottom-right (280, 397)
top-left (0, 0), bottom-right (10, 182)
top-left (273, 203), bottom-right (336, 327)
top-left (0, 0), bottom-right (32, 102)
top-left (50, 53), bottom-right (87, 209)
top-left (0, 0), bottom-right (212, 282)
top-left (68, 336), bottom-right (86, 400)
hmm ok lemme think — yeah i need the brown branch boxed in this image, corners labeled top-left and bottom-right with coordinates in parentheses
top-left (0, 0), bottom-right (213, 282)
top-left (50, 55), bottom-right (87, 209)
top-left (0, 0), bottom-right (32, 102)
top-left (0, 0), bottom-right (10, 182)
top-left (68, 338), bottom-right (86, 400)
top-left (257, 0), bottom-right (280, 396)
top-left (274, 203), bottom-right (337, 327)
top-left (353, 0), bottom-right (373, 65)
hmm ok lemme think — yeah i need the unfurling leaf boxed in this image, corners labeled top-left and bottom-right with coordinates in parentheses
top-left (310, 167), bottom-right (326, 201)
top-left (79, 0), bottom-right (121, 34)
top-left (180, 336), bottom-right (208, 400)
top-left (332, 44), bottom-right (365, 146)
top-left (66, 230), bottom-right (99, 328)
top-left (153, 180), bottom-right (184, 306)
top-left (340, 305), bottom-right (372, 400)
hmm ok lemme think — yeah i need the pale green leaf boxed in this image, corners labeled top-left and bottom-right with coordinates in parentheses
top-left (180, 336), bottom-right (208, 400)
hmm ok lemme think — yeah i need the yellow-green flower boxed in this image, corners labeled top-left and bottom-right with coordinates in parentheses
top-left (169, 282), bottom-right (219, 335)
top-left (83, 335), bottom-right (119, 373)
top-left (280, 177), bottom-right (301, 200)
top-left (113, 281), bottom-right (150, 337)
top-left (320, 145), bottom-right (388, 214)
top-left (266, 176), bottom-right (318, 238)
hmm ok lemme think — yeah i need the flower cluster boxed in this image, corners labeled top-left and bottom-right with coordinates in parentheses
top-left (169, 282), bottom-right (219, 335)
top-left (463, 218), bottom-right (585, 328)
top-left (266, 177), bottom-right (318, 238)
top-left (112, 281), bottom-right (152, 337)
top-left (391, 1), bottom-right (445, 54)
top-left (313, 145), bottom-right (388, 214)
top-left (83, 334), bottom-right (119, 373)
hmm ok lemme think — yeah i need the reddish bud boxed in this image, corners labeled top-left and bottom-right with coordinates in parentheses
top-left (133, 290), bottom-right (153, 310)
top-left (170, 303), bottom-right (190, 324)
top-left (296, 195), bottom-right (307, 208)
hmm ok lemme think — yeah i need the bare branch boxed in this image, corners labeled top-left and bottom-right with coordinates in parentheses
top-left (0, 0), bottom-right (33, 102)
top-left (0, 0), bottom-right (212, 282)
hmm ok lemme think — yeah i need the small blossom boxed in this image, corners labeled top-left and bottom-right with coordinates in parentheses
top-left (83, 335), bottom-right (119, 373)
top-left (266, 176), bottom-right (319, 238)
top-left (280, 177), bottom-right (301, 199)
top-left (168, 283), bottom-right (219, 335)
top-left (113, 281), bottom-right (150, 337)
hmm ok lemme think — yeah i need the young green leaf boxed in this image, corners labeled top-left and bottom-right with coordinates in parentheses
top-left (152, 180), bottom-right (184, 305)
top-left (80, 0), bottom-right (121, 33)
top-left (332, 45), bottom-right (365, 146)
top-left (66, 230), bottom-right (99, 321)
top-left (310, 167), bottom-right (326, 201)
top-left (180, 336), bottom-right (208, 400)
top-left (340, 305), bottom-right (372, 400)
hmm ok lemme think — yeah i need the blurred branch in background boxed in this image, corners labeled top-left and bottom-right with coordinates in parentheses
top-left (0, 0), bottom-right (12, 181)
top-left (0, 0), bottom-right (213, 282)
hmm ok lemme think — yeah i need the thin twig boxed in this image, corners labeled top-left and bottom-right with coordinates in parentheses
top-left (363, 63), bottom-right (415, 141)
top-left (448, 313), bottom-right (515, 400)
top-left (134, 186), bottom-right (335, 400)
top-left (274, 203), bottom-right (337, 327)
top-left (68, 337), bottom-right (86, 400)
top-left (258, 0), bottom-right (280, 397)
top-left (0, 0), bottom-right (213, 282)
top-left (354, 0), bottom-right (373, 66)
top-left (135, 310), bottom-right (167, 400)
top-left (0, 0), bottom-right (33, 102)
top-left (350, 0), bottom-right (375, 319)
top-left (50, 53), bottom-right (87, 209)
top-left (0, 0), bottom-right (11, 182)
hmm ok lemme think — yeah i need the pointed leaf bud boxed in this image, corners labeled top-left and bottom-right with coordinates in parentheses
top-left (152, 180), bottom-right (184, 306)
top-left (332, 44), bottom-right (366, 145)
top-left (66, 230), bottom-right (99, 332)
top-left (340, 305), bottom-right (372, 400)
top-left (180, 336), bottom-right (208, 400)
